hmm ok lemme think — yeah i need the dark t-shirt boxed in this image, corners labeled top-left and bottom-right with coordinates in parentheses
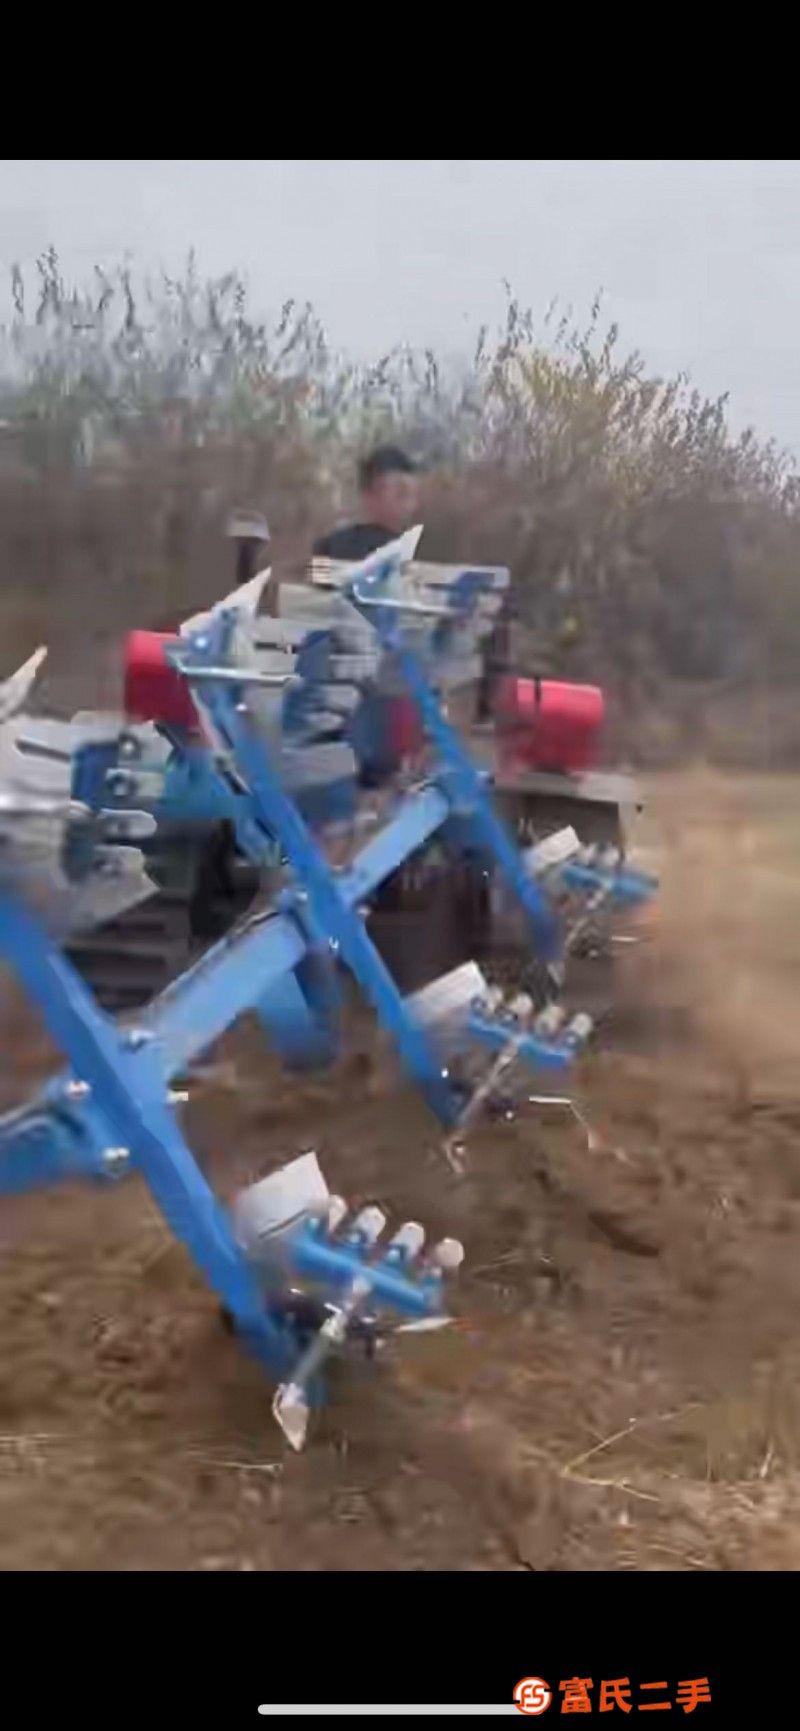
top-left (312, 522), bottom-right (395, 561)
top-left (311, 521), bottom-right (412, 782)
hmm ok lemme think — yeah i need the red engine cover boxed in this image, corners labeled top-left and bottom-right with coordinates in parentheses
top-left (493, 675), bottom-right (605, 774)
top-left (386, 695), bottom-right (424, 760)
top-left (123, 631), bottom-right (202, 733)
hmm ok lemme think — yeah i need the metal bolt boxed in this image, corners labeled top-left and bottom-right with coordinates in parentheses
top-left (66, 1079), bottom-right (91, 1100)
top-left (103, 1147), bottom-right (130, 1169)
top-left (124, 1028), bottom-right (153, 1051)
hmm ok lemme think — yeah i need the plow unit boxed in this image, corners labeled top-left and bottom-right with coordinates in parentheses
top-left (0, 528), bottom-right (657, 1446)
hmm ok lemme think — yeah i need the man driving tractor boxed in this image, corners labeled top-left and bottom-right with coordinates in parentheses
top-left (312, 446), bottom-right (426, 786)
top-left (313, 444), bottom-right (421, 562)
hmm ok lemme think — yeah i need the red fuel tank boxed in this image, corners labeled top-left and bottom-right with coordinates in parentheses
top-left (123, 631), bottom-right (202, 733)
top-left (493, 675), bottom-right (605, 773)
top-left (386, 695), bottom-right (424, 760)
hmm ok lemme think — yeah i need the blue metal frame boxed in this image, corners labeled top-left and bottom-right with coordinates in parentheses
top-left (0, 893), bottom-right (448, 1405)
top-left (160, 613), bottom-right (598, 1117)
top-left (345, 556), bottom-right (658, 914)
top-left (60, 574), bottom-right (657, 1134)
top-left (0, 545), bottom-right (659, 1422)
top-left (8, 546), bottom-right (657, 1167)
top-left (348, 563), bottom-right (563, 962)
top-left (163, 584), bottom-right (654, 1098)
top-left (0, 892), bottom-right (288, 1358)
top-left (190, 629), bottom-right (459, 1124)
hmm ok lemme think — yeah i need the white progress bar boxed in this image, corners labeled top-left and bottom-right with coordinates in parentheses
top-left (257, 1708), bottom-right (522, 1717)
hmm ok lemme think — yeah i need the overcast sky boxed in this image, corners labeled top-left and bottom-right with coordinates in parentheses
top-left (1, 159), bottom-right (799, 451)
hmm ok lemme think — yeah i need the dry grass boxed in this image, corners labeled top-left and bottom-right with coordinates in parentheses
top-left (634, 770), bottom-right (800, 1086)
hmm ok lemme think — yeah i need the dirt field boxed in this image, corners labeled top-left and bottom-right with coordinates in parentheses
top-left (2, 769), bottom-right (800, 1571)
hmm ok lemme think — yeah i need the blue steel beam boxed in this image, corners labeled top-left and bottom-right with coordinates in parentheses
top-left (346, 560), bottom-right (563, 964)
top-left (140, 769), bottom-right (451, 1085)
top-left (0, 905), bottom-right (313, 1140)
top-left (289, 1221), bottom-right (445, 1316)
top-left (0, 918), bottom-right (455, 1431)
top-left (0, 1086), bottom-right (111, 1194)
top-left (145, 907), bottom-right (309, 1080)
top-left (0, 777), bottom-right (461, 1150)
top-left (0, 893), bottom-right (294, 1370)
top-left (194, 652), bottom-right (459, 1126)
top-left (1, 566), bottom-right (621, 1198)
top-left (0, 898), bottom-right (449, 1390)
top-left (466, 1010), bottom-right (591, 1070)
top-left (561, 860), bottom-right (659, 905)
top-left (336, 781), bottom-right (450, 905)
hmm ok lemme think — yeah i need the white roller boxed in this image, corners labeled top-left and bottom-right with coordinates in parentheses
top-left (568, 1011), bottom-right (594, 1045)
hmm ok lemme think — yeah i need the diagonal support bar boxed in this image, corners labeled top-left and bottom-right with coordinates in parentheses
top-left (348, 561), bottom-right (563, 964)
top-left (195, 668), bottom-right (459, 1124)
top-left (0, 893), bottom-right (293, 1371)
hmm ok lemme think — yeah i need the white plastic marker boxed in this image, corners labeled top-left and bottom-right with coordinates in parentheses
top-left (176, 566), bottom-right (281, 760)
top-left (178, 564), bottom-right (272, 641)
top-left (0, 646), bottom-right (47, 725)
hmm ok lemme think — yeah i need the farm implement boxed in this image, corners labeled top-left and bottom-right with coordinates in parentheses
top-left (0, 528), bottom-right (657, 1446)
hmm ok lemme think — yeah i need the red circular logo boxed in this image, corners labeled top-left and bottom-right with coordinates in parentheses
top-left (514, 1677), bottom-right (552, 1715)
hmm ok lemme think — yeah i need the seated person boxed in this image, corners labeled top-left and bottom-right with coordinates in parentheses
top-left (314, 446), bottom-right (423, 787)
top-left (313, 444), bottom-right (420, 561)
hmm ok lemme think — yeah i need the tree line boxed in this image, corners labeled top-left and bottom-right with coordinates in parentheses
top-left (1, 252), bottom-right (797, 763)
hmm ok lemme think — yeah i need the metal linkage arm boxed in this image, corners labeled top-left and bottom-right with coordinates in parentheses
top-left (0, 774), bottom-right (459, 1160)
top-left (0, 1079), bottom-right (112, 1195)
top-left (0, 898), bottom-right (464, 1447)
top-left (177, 616), bottom-right (458, 1125)
top-left (231, 1156), bottom-right (462, 1449)
top-left (0, 893), bottom-right (295, 1372)
top-left (152, 608), bottom-right (597, 1128)
top-left (347, 554), bottom-right (563, 966)
top-left (560, 857), bottom-right (659, 906)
